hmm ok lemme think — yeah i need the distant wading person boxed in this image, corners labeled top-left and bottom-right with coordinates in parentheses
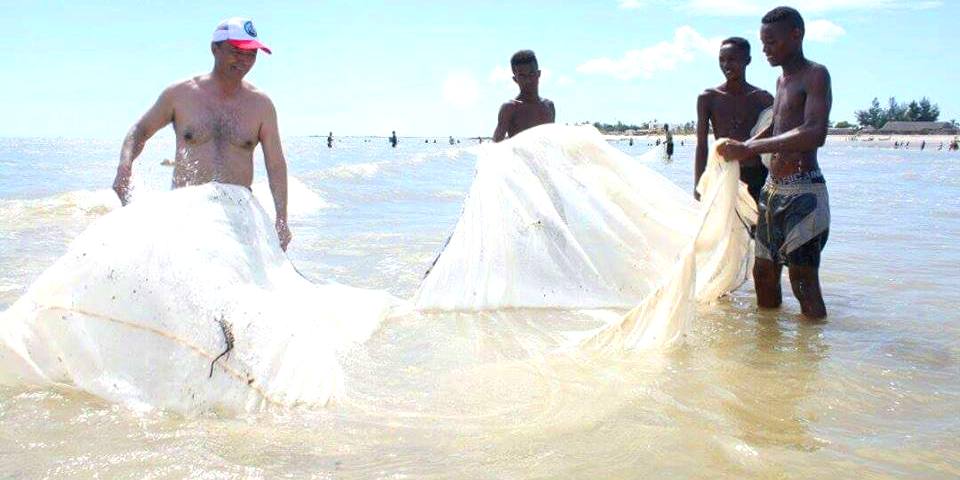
top-left (111, 17), bottom-right (291, 250)
top-left (493, 50), bottom-right (556, 142)
top-left (695, 36), bottom-right (774, 202)
top-left (390, 131), bottom-right (398, 148)
top-left (664, 124), bottom-right (674, 159)
top-left (720, 6), bottom-right (832, 319)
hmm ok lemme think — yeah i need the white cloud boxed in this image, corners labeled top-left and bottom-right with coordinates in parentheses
top-left (556, 75), bottom-right (575, 87)
top-left (685, 0), bottom-right (759, 15)
top-left (577, 26), bottom-right (720, 80)
top-left (681, 0), bottom-right (941, 16)
top-left (618, 0), bottom-right (646, 8)
top-left (488, 65), bottom-right (512, 84)
top-left (618, 0), bottom-right (942, 16)
top-left (442, 72), bottom-right (479, 109)
top-left (540, 68), bottom-right (553, 84)
top-left (806, 19), bottom-right (846, 42)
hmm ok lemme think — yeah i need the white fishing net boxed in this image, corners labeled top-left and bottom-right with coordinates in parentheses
top-left (0, 184), bottom-right (397, 413)
top-left (416, 124), bottom-right (756, 348)
top-left (754, 106), bottom-right (774, 169)
top-left (0, 124), bottom-right (756, 413)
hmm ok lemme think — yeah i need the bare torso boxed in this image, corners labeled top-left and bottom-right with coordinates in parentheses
top-left (706, 85), bottom-right (773, 168)
top-left (495, 97), bottom-right (556, 141)
top-left (113, 65), bottom-right (292, 249)
top-left (769, 62), bottom-right (828, 179)
top-left (170, 76), bottom-right (269, 188)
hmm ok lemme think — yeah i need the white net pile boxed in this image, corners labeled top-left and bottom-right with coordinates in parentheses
top-left (0, 184), bottom-right (397, 413)
top-left (416, 124), bottom-right (756, 348)
top-left (0, 124), bottom-right (756, 413)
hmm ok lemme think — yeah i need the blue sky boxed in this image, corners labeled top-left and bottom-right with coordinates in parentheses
top-left (1, 0), bottom-right (956, 138)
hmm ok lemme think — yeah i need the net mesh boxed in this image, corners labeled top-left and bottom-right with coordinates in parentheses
top-left (416, 124), bottom-right (756, 349)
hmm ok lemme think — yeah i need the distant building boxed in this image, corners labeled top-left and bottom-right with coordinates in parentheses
top-left (879, 121), bottom-right (958, 135)
top-left (828, 127), bottom-right (858, 135)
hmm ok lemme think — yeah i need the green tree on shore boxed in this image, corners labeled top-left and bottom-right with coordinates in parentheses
top-left (856, 97), bottom-right (940, 128)
top-left (855, 98), bottom-right (885, 128)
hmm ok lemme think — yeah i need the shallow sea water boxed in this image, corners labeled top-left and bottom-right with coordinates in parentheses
top-left (0, 136), bottom-right (958, 478)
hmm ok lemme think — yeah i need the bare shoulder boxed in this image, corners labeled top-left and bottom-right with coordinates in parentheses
top-left (243, 83), bottom-right (272, 102)
top-left (700, 87), bottom-right (721, 100)
top-left (747, 84), bottom-right (774, 106)
top-left (162, 76), bottom-right (201, 99)
top-left (541, 97), bottom-right (555, 107)
top-left (805, 62), bottom-right (831, 82)
top-left (242, 83), bottom-right (276, 114)
top-left (697, 89), bottom-right (717, 107)
top-left (499, 100), bottom-right (518, 114)
top-left (807, 61), bottom-right (830, 75)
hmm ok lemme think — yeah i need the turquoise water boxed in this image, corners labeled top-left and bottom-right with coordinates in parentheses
top-left (0, 136), bottom-right (958, 478)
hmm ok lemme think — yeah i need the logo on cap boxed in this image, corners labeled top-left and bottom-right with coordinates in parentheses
top-left (244, 21), bottom-right (257, 37)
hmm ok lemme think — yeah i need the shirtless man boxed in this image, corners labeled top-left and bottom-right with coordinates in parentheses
top-left (111, 17), bottom-right (291, 250)
top-left (695, 37), bottom-right (774, 201)
top-left (493, 50), bottom-right (556, 142)
top-left (720, 7), bottom-right (832, 319)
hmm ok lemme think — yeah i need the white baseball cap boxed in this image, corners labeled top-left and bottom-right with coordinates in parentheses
top-left (212, 17), bottom-right (271, 54)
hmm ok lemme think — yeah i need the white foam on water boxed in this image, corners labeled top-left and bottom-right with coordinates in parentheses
top-left (0, 176), bottom-right (332, 229)
top-left (0, 189), bottom-right (120, 220)
top-left (312, 149), bottom-right (466, 182)
top-left (314, 162), bottom-right (384, 180)
top-left (434, 189), bottom-right (465, 200)
top-left (252, 175), bottom-right (336, 216)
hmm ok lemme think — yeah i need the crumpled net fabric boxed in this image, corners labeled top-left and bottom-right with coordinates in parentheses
top-left (0, 124), bottom-right (756, 413)
top-left (416, 124), bottom-right (756, 349)
top-left (0, 183), bottom-right (398, 414)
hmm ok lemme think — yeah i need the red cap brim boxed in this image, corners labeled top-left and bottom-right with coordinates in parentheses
top-left (227, 39), bottom-right (272, 54)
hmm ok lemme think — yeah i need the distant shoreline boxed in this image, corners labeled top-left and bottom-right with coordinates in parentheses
top-left (824, 134), bottom-right (957, 149)
top-left (600, 132), bottom-right (958, 149)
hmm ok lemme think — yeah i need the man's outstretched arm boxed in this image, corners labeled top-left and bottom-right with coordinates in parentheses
top-left (260, 98), bottom-right (291, 251)
top-left (113, 87), bottom-right (175, 205)
top-left (492, 103), bottom-right (511, 142)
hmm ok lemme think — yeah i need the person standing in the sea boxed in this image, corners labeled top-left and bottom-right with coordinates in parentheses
top-left (327, 132), bottom-right (333, 148)
top-left (493, 50), bottom-right (555, 142)
top-left (664, 124), bottom-right (675, 159)
top-left (720, 6), bottom-right (832, 319)
top-left (695, 37), bottom-right (774, 201)
top-left (111, 17), bottom-right (291, 250)
top-left (389, 131), bottom-right (398, 148)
